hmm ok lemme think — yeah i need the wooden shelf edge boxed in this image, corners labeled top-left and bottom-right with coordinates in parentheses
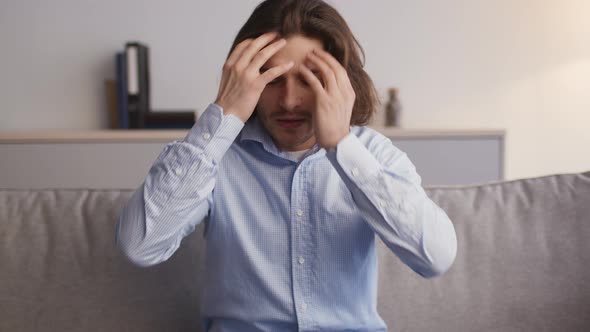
top-left (0, 130), bottom-right (189, 144)
top-left (0, 128), bottom-right (505, 144)
top-left (370, 127), bottom-right (505, 139)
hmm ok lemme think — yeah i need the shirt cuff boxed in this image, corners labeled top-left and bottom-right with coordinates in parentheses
top-left (183, 103), bottom-right (244, 163)
top-left (326, 132), bottom-right (382, 185)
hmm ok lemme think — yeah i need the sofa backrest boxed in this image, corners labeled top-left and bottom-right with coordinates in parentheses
top-left (0, 189), bottom-right (206, 332)
top-left (377, 171), bottom-right (590, 331)
top-left (1, 171), bottom-right (589, 331)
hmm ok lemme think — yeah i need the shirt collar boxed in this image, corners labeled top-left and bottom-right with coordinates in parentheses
top-left (239, 116), bottom-right (325, 161)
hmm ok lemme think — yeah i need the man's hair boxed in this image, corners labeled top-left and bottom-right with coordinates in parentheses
top-left (229, 0), bottom-right (379, 126)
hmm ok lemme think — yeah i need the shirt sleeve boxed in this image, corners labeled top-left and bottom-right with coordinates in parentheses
top-left (326, 132), bottom-right (458, 278)
top-left (115, 103), bottom-right (244, 267)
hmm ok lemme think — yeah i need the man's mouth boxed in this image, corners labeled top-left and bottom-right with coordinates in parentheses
top-left (276, 118), bottom-right (306, 129)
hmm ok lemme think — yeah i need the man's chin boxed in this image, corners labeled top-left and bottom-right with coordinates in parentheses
top-left (273, 133), bottom-right (316, 151)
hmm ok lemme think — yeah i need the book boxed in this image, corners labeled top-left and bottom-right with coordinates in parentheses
top-left (124, 42), bottom-right (150, 128)
top-left (104, 79), bottom-right (119, 129)
top-left (143, 111), bottom-right (196, 129)
top-left (137, 43), bottom-right (150, 128)
top-left (115, 52), bottom-right (129, 128)
top-left (116, 41), bottom-right (197, 130)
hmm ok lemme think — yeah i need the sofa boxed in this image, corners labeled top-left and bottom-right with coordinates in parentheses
top-left (1, 171), bottom-right (589, 331)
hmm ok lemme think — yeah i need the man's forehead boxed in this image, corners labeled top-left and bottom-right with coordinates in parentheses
top-left (261, 35), bottom-right (323, 69)
top-left (261, 58), bottom-right (320, 73)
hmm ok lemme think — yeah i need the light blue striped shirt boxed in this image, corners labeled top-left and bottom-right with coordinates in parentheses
top-left (116, 103), bottom-right (457, 331)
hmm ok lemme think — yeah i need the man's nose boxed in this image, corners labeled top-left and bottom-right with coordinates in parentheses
top-left (278, 80), bottom-right (302, 111)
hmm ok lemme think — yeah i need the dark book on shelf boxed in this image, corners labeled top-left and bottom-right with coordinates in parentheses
top-left (114, 41), bottom-right (197, 130)
top-left (104, 79), bottom-right (119, 129)
top-left (125, 42), bottom-right (150, 129)
top-left (115, 52), bottom-right (129, 128)
top-left (143, 111), bottom-right (196, 129)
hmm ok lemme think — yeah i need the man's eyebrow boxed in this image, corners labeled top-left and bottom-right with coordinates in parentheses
top-left (259, 65), bottom-right (320, 77)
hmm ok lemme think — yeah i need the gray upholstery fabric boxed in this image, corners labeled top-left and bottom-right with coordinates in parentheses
top-left (1, 171), bottom-right (589, 331)
top-left (377, 171), bottom-right (590, 331)
top-left (0, 189), bottom-right (206, 332)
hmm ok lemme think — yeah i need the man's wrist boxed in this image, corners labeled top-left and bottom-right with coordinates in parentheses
top-left (183, 103), bottom-right (244, 162)
top-left (322, 129), bottom-right (351, 150)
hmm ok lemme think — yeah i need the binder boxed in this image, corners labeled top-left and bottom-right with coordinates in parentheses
top-left (125, 42), bottom-right (150, 128)
top-left (114, 41), bottom-right (196, 130)
top-left (115, 52), bottom-right (129, 129)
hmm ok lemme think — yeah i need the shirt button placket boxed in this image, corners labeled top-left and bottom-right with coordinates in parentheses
top-left (294, 207), bottom-right (306, 307)
top-left (291, 164), bottom-right (312, 328)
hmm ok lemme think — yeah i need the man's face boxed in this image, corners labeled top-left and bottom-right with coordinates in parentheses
top-left (257, 35), bottom-right (323, 152)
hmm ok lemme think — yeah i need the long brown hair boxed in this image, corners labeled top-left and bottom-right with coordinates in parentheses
top-left (229, 0), bottom-right (379, 125)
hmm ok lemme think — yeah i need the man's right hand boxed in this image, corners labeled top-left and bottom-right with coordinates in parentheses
top-left (215, 32), bottom-right (294, 123)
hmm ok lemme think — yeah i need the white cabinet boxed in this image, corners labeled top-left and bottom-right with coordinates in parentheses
top-left (377, 128), bottom-right (504, 186)
top-left (0, 128), bottom-right (504, 189)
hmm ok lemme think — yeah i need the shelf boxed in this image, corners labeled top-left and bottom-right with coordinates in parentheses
top-left (0, 128), bottom-right (505, 144)
top-left (370, 127), bottom-right (505, 139)
top-left (0, 130), bottom-right (188, 144)
top-left (0, 128), bottom-right (504, 187)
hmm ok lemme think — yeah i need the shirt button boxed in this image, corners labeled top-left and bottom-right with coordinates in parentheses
top-left (379, 200), bottom-right (386, 208)
top-left (202, 132), bottom-right (211, 140)
top-left (296, 209), bottom-right (303, 217)
top-left (351, 168), bottom-right (360, 177)
top-left (174, 168), bottom-right (183, 176)
top-left (298, 256), bottom-right (305, 265)
top-left (301, 302), bottom-right (308, 311)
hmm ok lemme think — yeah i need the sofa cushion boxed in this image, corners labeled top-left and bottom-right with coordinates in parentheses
top-left (0, 189), bottom-right (206, 332)
top-left (377, 171), bottom-right (590, 331)
top-left (0, 171), bottom-right (589, 331)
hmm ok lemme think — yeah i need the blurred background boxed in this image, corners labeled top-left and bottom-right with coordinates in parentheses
top-left (0, 0), bottom-right (589, 180)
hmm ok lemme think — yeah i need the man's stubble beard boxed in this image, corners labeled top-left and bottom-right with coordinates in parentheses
top-left (254, 104), bottom-right (317, 151)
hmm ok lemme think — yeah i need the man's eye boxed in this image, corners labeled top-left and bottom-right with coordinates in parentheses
top-left (298, 76), bottom-right (309, 87)
top-left (268, 77), bottom-right (282, 85)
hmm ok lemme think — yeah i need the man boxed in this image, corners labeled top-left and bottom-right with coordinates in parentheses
top-left (116, 0), bottom-right (457, 331)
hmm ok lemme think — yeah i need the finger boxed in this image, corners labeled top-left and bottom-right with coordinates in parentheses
top-left (299, 63), bottom-right (326, 97)
top-left (226, 39), bottom-right (253, 67)
top-left (306, 51), bottom-right (338, 93)
top-left (249, 38), bottom-right (287, 71)
top-left (235, 32), bottom-right (279, 69)
top-left (260, 61), bottom-right (294, 85)
top-left (311, 49), bottom-right (351, 90)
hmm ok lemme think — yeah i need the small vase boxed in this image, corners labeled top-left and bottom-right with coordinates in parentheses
top-left (385, 87), bottom-right (401, 127)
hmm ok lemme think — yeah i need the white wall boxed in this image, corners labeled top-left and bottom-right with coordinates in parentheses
top-left (1, 0), bottom-right (589, 180)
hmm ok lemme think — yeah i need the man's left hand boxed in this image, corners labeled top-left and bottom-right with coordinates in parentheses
top-left (300, 48), bottom-right (355, 150)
